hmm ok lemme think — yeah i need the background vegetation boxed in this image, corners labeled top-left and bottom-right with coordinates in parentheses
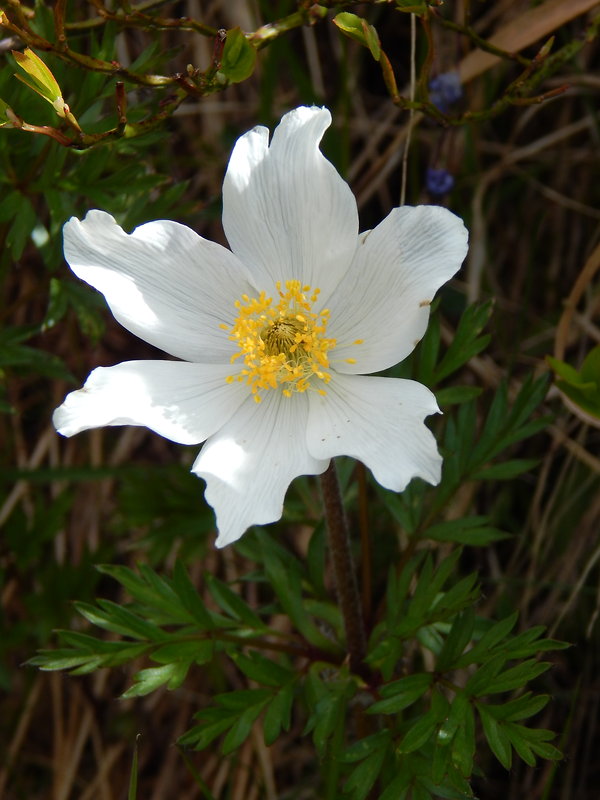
top-left (0, 1), bottom-right (599, 798)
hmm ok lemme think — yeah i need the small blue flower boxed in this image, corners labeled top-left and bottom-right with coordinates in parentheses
top-left (428, 71), bottom-right (462, 112)
top-left (426, 167), bottom-right (455, 196)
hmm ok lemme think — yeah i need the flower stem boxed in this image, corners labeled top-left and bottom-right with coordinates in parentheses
top-left (320, 460), bottom-right (367, 674)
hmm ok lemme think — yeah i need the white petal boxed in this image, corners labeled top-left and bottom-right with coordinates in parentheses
top-left (222, 106), bottom-right (359, 303)
top-left (63, 210), bottom-right (256, 363)
top-left (327, 206), bottom-right (468, 374)
top-left (307, 373), bottom-right (441, 491)
top-left (193, 391), bottom-right (329, 547)
top-left (53, 361), bottom-right (247, 445)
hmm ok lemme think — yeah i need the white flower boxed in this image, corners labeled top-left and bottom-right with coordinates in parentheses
top-left (53, 106), bottom-right (468, 547)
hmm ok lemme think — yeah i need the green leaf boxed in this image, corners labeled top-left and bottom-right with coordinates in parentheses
top-left (96, 564), bottom-right (190, 625)
top-left (412, 783), bottom-right (433, 800)
top-left (259, 538), bottom-right (337, 652)
top-left (0, 190), bottom-right (21, 222)
top-left (420, 777), bottom-right (472, 800)
top-left (468, 376), bottom-right (549, 469)
top-left (263, 682), bottom-right (295, 746)
top-left (455, 612), bottom-right (519, 667)
top-left (379, 770), bottom-right (410, 800)
top-left (375, 484), bottom-right (418, 533)
top-left (74, 599), bottom-right (166, 642)
top-left (507, 721), bottom-right (560, 764)
top-left (465, 653), bottom-right (506, 697)
top-left (128, 736), bottom-right (140, 800)
top-left (505, 725), bottom-right (536, 767)
top-left (528, 740), bottom-right (562, 761)
top-left (4, 195), bottom-right (36, 259)
top-left (343, 745), bottom-right (388, 799)
top-left (398, 709), bottom-right (438, 754)
top-left (341, 730), bottom-right (391, 763)
top-left (205, 574), bottom-right (265, 630)
top-left (313, 692), bottom-right (345, 754)
top-left (306, 678), bottom-right (353, 755)
top-left (30, 635), bottom-right (149, 672)
top-left (478, 704), bottom-right (512, 769)
top-left (430, 573), bottom-right (479, 617)
top-left (231, 651), bottom-right (293, 687)
top-left (215, 688), bottom-right (272, 711)
top-left (501, 627), bottom-right (568, 659)
top-left (417, 310), bottom-right (440, 388)
top-left (432, 737), bottom-right (452, 784)
top-left (484, 659), bottom-right (552, 694)
top-left (179, 710), bottom-right (236, 751)
top-left (219, 28), bottom-right (257, 83)
top-left (580, 345), bottom-right (600, 384)
top-left (368, 673), bottom-right (433, 715)
top-left (546, 354), bottom-right (582, 384)
top-left (436, 386), bottom-right (483, 406)
top-left (410, 550), bottom-right (461, 622)
top-left (426, 516), bottom-right (510, 546)
top-left (122, 661), bottom-right (191, 697)
top-left (450, 695), bottom-right (476, 777)
top-left (487, 692), bottom-right (550, 722)
top-left (433, 302), bottom-right (492, 383)
top-left (394, 0), bottom-right (429, 16)
top-left (548, 347), bottom-right (600, 418)
top-left (0, 97), bottom-right (14, 127)
top-left (472, 458), bottom-right (540, 480)
top-left (476, 708), bottom-right (562, 769)
top-left (151, 640), bottom-right (214, 665)
top-left (333, 13), bottom-right (381, 60)
top-left (12, 48), bottom-right (63, 107)
top-left (31, 649), bottom-right (105, 672)
top-left (45, 278), bottom-right (105, 341)
top-left (172, 561), bottom-right (214, 629)
top-left (436, 609), bottom-right (476, 671)
top-left (366, 630), bottom-right (403, 680)
top-left (221, 695), bottom-right (270, 754)
top-left (0, 326), bottom-right (73, 380)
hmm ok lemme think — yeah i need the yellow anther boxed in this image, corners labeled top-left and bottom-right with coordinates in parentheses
top-left (223, 280), bottom-right (339, 402)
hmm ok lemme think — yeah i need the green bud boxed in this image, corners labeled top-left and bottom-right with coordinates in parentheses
top-left (333, 13), bottom-right (381, 61)
top-left (12, 48), bottom-right (66, 115)
top-left (219, 28), bottom-right (257, 84)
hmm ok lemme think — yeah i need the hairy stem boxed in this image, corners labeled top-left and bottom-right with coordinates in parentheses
top-left (320, 461), bottom-right (367, 674)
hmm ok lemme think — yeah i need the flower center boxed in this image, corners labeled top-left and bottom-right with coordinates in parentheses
top-left (223, 280), bottom-right (336, 403)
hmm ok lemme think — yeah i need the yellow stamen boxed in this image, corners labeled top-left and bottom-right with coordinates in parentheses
top-left (224, 280), bottom-right (337, 402)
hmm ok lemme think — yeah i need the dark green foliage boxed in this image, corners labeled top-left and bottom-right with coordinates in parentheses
top-left (30, 539), bottom-right (565, 797)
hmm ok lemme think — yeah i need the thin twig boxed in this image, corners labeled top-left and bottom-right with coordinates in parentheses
top-left (400, 13), bottom-right (416, 206)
